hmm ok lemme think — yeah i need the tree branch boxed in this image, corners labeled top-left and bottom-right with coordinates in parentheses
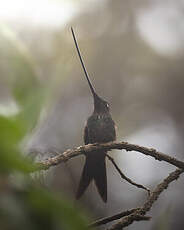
top-left (106, 154), bottom-right (150, 194)
top-left (34, 141), bottom-right (184, 171)
top-left (88, 208), bottom-right (139, 227)
top-left (108, 168), bottom-right (184, 230)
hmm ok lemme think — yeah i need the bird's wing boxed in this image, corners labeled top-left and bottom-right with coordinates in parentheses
top-left (84, 125), bottom-right (89, 144)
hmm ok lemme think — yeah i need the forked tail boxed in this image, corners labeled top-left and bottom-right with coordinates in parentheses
top-left (76, 152), bottom-right (107, 202)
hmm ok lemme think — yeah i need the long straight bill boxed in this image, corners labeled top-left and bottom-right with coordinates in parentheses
top-left (71, 27), bottom-right (96, 96)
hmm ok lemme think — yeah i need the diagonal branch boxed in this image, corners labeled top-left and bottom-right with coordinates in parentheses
top-left (33, 141), bottom-right (184, 171)
top-left (106, 154), bottom-right (150, 194)
top-left (108, 168), bottom-right (184, 230)
top-left (88, 208), bottom-right (149, 227)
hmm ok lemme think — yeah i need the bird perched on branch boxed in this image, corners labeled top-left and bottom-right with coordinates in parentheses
top-left (71, 27), bottom-right (116, 202)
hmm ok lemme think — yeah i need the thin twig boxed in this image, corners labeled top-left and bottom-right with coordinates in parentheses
top-left (108, 168), bottom-right (184, 230)
top-left (106, 154), bottom-right (150, 194)
top-left (89, 210), bottom-right (150, 228)
top-left (32, 141), bottom-right (184, 172)
top-left (88, 208), bottom-right (138, 227)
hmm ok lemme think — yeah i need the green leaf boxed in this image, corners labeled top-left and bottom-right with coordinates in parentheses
top-left (0, 115), bottom-right (37, 172)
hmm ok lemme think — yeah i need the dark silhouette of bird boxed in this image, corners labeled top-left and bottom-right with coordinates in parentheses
top-left (71, 27), bottom-right (116, 202)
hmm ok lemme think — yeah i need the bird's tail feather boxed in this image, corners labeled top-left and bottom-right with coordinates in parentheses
top-left (76, 152), bottom-right (107, 202)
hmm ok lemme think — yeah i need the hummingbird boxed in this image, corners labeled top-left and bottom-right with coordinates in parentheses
top-left (71, 27), bottom-right (116, 203)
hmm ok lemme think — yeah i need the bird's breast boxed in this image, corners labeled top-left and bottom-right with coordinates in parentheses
top-left (87, 115), bottom-right (116, 143)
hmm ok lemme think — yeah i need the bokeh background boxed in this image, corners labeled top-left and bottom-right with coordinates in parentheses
top-left (0, 0), bottom-right (184, 229)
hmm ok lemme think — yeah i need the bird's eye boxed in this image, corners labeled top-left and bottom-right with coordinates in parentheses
top-left (106, 103), bottom-right (109, 108)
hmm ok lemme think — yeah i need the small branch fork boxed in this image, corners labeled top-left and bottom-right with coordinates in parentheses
top-left (107, 168), bottom-right (184, 230)
top-left (106, 154), bottom-right (150, 194)
top-left (31, 141), bottom-right (184, 229)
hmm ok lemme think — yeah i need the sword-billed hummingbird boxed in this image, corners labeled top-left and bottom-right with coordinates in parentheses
top-left (71, 27), bottom-right (116, 203)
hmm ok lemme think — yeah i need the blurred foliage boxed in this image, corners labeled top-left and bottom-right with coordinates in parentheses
top-left (0, 25), bottom-right (88, 230)
top-left (0, 24), bottom-right (46, 132)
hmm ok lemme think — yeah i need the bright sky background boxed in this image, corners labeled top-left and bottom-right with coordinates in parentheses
top-left (0, 0), bottom-right (183, 54)
top-left (0, 0), bottom-right (183, 117)
top-left (0, 0), bottom-right (78, 28)
top-left (137, 3), bottom-right (184, 56)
